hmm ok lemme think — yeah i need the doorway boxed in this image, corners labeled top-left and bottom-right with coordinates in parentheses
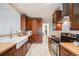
top-left (42, 23), bottom-right (49, 44)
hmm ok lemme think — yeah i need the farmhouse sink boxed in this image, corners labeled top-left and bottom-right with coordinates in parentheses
top-left (0, 36), bottom-right (28, 49)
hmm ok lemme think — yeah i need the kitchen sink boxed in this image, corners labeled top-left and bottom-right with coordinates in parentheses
top-left (0, 31), bottom-right (32, 49)
top-left (0, 36), bottom-right (28, 49)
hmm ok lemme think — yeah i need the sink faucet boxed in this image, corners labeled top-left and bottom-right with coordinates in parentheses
top-left (10, 29), bottom-right (17, 38)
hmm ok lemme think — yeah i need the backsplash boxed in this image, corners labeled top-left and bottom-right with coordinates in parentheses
top-left (51, 31), bottom-right (79, 37)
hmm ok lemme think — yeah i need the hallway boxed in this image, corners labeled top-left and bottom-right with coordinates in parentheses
top-left (26, 35), bottom-right (51, 56)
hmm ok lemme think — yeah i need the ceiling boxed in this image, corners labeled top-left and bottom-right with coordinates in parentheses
top-left (10, 3), bottom-right (63, 20)
top-left (0, 3), bottom-right (63, 21)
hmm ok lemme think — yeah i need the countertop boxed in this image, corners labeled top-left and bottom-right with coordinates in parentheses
top-left (0, 33), bottom-right (32, 54)
top-left (60, 43), bottom-right (79, 56)
top-left (0, 43), bottom-right (16, 54)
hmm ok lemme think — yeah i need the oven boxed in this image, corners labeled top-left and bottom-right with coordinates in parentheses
top-left (49, 39), bottom-right (59, 56)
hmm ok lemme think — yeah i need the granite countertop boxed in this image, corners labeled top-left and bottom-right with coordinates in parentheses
top-left (60, 43), bottom-right (79, 56)
top-left (0, 43), bottom-right (16, 54)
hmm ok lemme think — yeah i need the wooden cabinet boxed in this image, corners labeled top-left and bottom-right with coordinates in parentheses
top-left (59, 45), bottom-right (76, 56)
top-left (16, 41), bottom-right (28, 56)
top-left (21, 15), bottom-right (28, 31)
top-left (31, 18), bottom-right (42, 43)
top-left (63, 3), bottom-right (79, 30)
top-left (70, 3), bottom-right (79, 30)
top-left (63, 3), bottom-right (70, 16)
top-left (16, 45), bottom-right (23, 56)
top-left (22, 42), bottom-right (27, 56)
top-left (0, 45), bottom-right (16, 56)
top-left (0, 41), bottom-right (30, 56)
top-left (52, 10), bottom-right (62, 31)
top-left (26, 18), bottom-right (32, 30)
top-left (53, 10), bottom-right (62, 22)
top-left (26, 17), bottom-right (42, 43)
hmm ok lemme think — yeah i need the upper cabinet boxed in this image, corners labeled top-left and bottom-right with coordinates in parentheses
top-left (21, 15), bottom-right (28, 31)
top-left (63, 3), bottom-right (70, 16)
top-left (63, 3), bottom-right (79, 30)
top-left (52, 10), bottom-right (62, 31)
top-left (53, 10), bottom-right (62, 23)
top-left (26, 18), bottom-right (32, 30)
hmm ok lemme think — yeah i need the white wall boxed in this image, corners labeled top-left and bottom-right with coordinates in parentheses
top-left (0, 4), bottom-right (20, 35)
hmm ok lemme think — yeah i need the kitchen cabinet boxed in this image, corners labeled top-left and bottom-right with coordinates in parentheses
top-left (21, 15), bottom-right (28, 31)
top-left (26, 17), bottom-right (42, 43)
top-left (26, 18), bottom-right (32, 30)
top-left (31, 18), bottom-right (42, 43)
top-left (70, 3), bottom-right (79, 30)
top-left (52, 10), bottom-right (62, 31)
top-left (53, 10), bottom-right (62, 22)
top-left (63, 3), bottom-right (70, 16)
top-left (0, 41), bottom-right (30, 56)
top-left (63, 3), bottom-right (79, 30)
top-left (16, 45), bottom-right (23, 56)
top-left (15, 41), bottom-right (28, 56)
top-left (59, 45), bottom-right (76, 56)
top-left (22, 42), bottom-right (28, 56)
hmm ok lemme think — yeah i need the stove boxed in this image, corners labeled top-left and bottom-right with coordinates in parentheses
top-left (49, 36), bottom-right (60, 56)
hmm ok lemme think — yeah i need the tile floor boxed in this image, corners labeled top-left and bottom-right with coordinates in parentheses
top-left (26, 35), bottom-right (51, 56)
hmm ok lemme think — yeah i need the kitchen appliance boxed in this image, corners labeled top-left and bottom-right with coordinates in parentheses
top-left (49, 33), bottom-right (79, 56)
top-left (61, 33), bottom-right (77, 42)
top-left (49, 36), bottom-right (60, 56)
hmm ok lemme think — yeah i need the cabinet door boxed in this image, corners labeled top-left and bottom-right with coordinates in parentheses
top-left (63, 3), bottom-right (70, 16)
top-left (74, 3), bottom-right (79, 24)
top-left (32, 19), bottom-right (42, 43)
top-left (22, 42), bottom-right (27, 56)
top-left (70, 3), bottom-right (79, 30)
top-left (26, 18), bottom-right (32, 30)
top-left (15, 46), bottom-right (23, 56)
top-left (21, 15), bottom-right (27, 31)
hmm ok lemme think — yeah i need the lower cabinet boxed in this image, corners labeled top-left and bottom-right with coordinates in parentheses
top-left (0, 41), bottom-right (31, 56)
top-left (59, 45), bottom-right (76, 56)
top-left (22, 42), bottom-right (28, 56)
top-left (14, 41), bottom-right (28, 56)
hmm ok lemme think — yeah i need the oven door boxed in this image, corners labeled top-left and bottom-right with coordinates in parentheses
top-left (50, 40), bottom-right (59, 56)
